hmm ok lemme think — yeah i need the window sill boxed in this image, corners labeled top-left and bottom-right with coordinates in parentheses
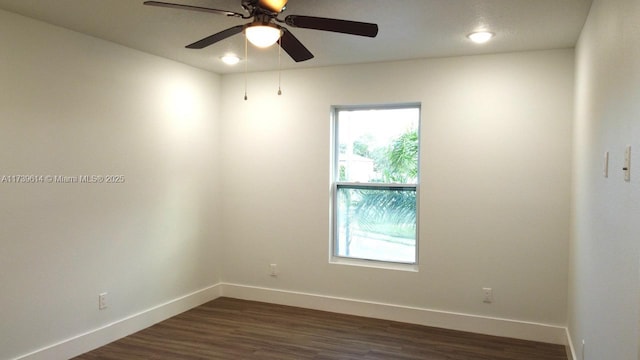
top-left (330, 256), bottom-right (418, 272)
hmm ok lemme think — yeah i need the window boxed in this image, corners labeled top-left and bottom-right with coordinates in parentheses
top-left (332, 104), bottom-right (420, 265)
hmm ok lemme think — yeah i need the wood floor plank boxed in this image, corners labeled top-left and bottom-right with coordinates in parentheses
top-left (74, 297), bottom-right (567, 360)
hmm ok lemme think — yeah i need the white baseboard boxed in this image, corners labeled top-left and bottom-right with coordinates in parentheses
top-left (14, 283), bottom-right (222, 360)
top-left (15, 282), bottom-right (571, 359)
top-left (221, 283), bottom-right (569, 346)
top-left (565, 328), bottom-right (577, 360)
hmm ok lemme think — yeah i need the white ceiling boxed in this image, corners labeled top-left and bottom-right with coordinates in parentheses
top-left (0, 0), bottom-right (592, 74)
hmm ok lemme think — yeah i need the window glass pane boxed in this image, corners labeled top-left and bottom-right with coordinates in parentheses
top-left (337, 108), bottom-right (419, 184)
top-left (336, 186), bottom-right (416, 263)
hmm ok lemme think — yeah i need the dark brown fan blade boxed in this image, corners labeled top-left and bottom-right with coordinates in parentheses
top-left (284, 15), bottom-right (378, 37)
top-left (143, 1), bottom-right (244, 18)
top-left (186, 25), bottom-right (245, 49)
top-left (279, 29), bottom-right (314, 62)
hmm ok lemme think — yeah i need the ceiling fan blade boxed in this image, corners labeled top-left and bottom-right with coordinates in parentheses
top-left (279, 29), bottom-right (314, 62)
top-left (143, 1), bottom-right (244, 18)
top-left (284, 15), bottom-right (378, 37)
top-left (186, 25), bottom-right (245, 49)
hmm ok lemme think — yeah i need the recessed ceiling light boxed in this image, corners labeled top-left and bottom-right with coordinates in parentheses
top-left (467, 31), bottom-right (495, 44)
top-left (221, 54), bottom-right (240, 65)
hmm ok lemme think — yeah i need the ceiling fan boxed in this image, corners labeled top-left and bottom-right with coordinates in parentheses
top-left (143, 0), bottom-right (379, 62)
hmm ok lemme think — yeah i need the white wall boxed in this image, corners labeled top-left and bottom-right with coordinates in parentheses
top-left (220, 50), bottom-right (574, 329)
top-left (569, 0), bottom-right (640, 358)
top-left (0, 6), bottom-right (579, 357)
top-left (0, 10), bottom-right (222, 360)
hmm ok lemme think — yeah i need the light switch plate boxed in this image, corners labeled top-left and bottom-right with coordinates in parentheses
top-left (624, 146), bottom-right (631, 182)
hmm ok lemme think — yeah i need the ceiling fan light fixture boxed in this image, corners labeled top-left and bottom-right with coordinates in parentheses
top-left (245, 24), bottom-right (282, 48)
top-left (467, 31), bottom-right (494, 44)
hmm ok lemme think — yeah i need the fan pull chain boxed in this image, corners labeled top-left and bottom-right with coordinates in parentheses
top-left (277, 36), bottom-right (282, 96)
top-left (244, 34), bottom-right (248, 101)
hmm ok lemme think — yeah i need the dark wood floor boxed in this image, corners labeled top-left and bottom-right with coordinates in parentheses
top-left (74, 297), bottom-right (567, 360)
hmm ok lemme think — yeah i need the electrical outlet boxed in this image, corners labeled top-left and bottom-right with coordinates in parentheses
top-left (269, 264), bottom-right (278, 277)
top-left (98, 292), bottom-right (108, 310)
top-left (482, 288), bottom-right (493, 303)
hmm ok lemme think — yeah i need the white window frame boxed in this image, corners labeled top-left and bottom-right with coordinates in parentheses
top-left (330, 103), bottom-right (421, 268)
